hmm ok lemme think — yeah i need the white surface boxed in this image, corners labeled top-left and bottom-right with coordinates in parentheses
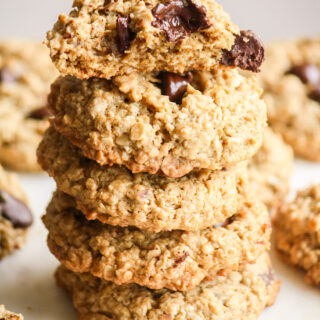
top-left (0, 0), bottom-right (319, 41)
top-left (0, 0), bottom-right (319, 319)
top-left (0, 162), bottom-right (319, 319)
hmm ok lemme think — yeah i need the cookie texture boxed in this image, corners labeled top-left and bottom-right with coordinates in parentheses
top-left (0, 39), bottom-right (58, 171)
top-left (43, 191), bottom-right (270, 291)
top-left (46, 0), bottom-right (240, 79)
top-left (260, 38), bottom-right (320, 161)
top-left (48, 68), bottom-right (266, 177)
top-left (55, 253), bottom-right (280, 320)
top-left (248, 127), bottom-right (293, 210)
top-left (0, 305), bottom-right (24, 320)
top-left (0, 165), bottom-right (32, 260)
top-left (38, 128), bottom-right (248, 232)
top-left (274, 185), bottom-right (320, 287)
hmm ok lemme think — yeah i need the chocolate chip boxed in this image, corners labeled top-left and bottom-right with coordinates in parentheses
top-left (152, 0), bottom-right (211, 42)
top-left (220, 30), bottom-right (265, 73)
top-left (287, 64), bottom-right (320, 86)
top-left (116, 17), bottom-right (135, 54)
top-left (28, 107), bottom-right (53, 120)
top-left (309, 86), bottom-right (320, 103)
top-left (160, 71), bottom-right (193, 103)
top-left (0, 189), bottom-right (33, 229)
top-left (213, 214), bottom-right (236, 228)
top-left (173, 251), bottom-right (189, 268)
top-left (0, 67), bottom-right (17, 84)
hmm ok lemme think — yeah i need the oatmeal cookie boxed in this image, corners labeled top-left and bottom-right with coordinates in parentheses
top-left (0, 39), bottom-right (58, 171)
top-left (0, 305), bottom-right (23, 320)
top-left (48, 67), bottom-right (266, 177)
top-left (55, 252), bottom-right (280, 320)
top-left (38, 128), bottom-right (247, 232)
top-left (46, 0), bottom-right (265, 79)
top-left (260, 38), bottom-right (320, 161)
top-left (274, 185), bottom-right (320, 287)
top-left (248, 127), bottom-right (293, 210)
top-left (43, 191), bottom-right (271, 291)
top-left (0, 166), bottom-right (33, 260)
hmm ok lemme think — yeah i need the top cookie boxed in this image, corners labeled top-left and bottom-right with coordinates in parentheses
top-left (260, 38), bottom-right (320, 161)
top-left (49, 68), bottom-right (266, 177)
top-left (0, 39), bottom-right (58, 171)
top-left (46, 0), bottom-right (265, 79)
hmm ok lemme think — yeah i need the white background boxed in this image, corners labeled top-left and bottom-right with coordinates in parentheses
top-left (0, 1), bottom-right (319, 319)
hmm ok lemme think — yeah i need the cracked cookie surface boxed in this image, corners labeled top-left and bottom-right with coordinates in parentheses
top-left (38, 128), bottom-right (247, 232)
top-left (48, 68), bottom-right (266, 177)
top-left (46, 0), bottom-right (240, 79)
top-left (274, 185), bottom-right (320, 287)
top-left (260, 38), bottom-right (320, 161)
top-left (248, 127), bottom-right (293, 210)
top-left (0, 39), bottom-right (58, 171)
top-left (0, 165), bottom-right (33, 260)
top-left (55, 252), bottom-right (280, 320)
top-left (43, 191), bottom-right (270, 291)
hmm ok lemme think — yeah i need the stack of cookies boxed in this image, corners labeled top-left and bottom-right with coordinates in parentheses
top-left (39, 0), bottom-right (280, 318)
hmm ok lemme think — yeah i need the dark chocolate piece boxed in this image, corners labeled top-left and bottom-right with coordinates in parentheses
top-left (160, 71), bottom-right (193, 103)
top-left (220, 30), bottom-right (265, 73)
top-left (309, 86), bottom-right (320, 103)
top-left (152, 0), bottom-right (211, 42)
top-left (0, 189), bottom-right (33, 229)
top-left (287, 64), bottom-right (320, 86)
top-left (116, 17), bottom-right (135, 53)
top-left (28, 106), bottom-right (53, 120)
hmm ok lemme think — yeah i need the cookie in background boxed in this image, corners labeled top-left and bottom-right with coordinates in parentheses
top-left (0, 165), bottom-right (33, 260)
top-left (0, 305), bottom-right (24, 320)
top-left (260, 37), bottom-right (320, 161)
top-left (274, 184), bottom-right (320, 287)
top-left (0, 39), bottom-right (58, 172)
top-left (248, 127), bottom-right (294, 213)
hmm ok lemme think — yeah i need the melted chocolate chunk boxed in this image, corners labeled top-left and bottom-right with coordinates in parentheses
top-left (116, 17), bottom-right (135, 54)
top-left (220, 30), bottom-right (265, 73)
top-left (160, 71), bottom-right (193, 103)
top-left (0, 67), bottom-right (17, 84)
top-left (309, 86), bottom-right (320, 103)
top-left (213, 214), bottom-right (236, 228)
top-left (0, 189), bottom-right (33, 228)
top-left (28, 106), bottom-right (53, 120)
top-left (287, 64), bottom-right (320, 86)
top-left (152, 0), bottom-right (211, 42)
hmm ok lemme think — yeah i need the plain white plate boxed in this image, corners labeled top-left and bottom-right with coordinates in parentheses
top-left (0, 159), bottom-right (319, 320)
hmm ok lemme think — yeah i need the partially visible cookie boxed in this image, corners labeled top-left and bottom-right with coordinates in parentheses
top-left (0, 166), bottom-right (33, 260)
top-left (260, 38), bottom-right (320, 161)
top-left (47, 0), bottom-right (264, 79)
top-left (0, 39), bottom-right (58, 171)
top-left (48, 68), bottom-right (266, 177)
top-left (248, 127), bottom-right (293, 210)
top-left (38, 128), bottom-right (247, 232)
top-left (274, 185), bottom-right (320, 287)
top-left (55, 252), bottom-right (280, 320)
top-left (0, 305), bottom-right (24, 320)
top-left (43, 191), bottom-right (270, 291)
